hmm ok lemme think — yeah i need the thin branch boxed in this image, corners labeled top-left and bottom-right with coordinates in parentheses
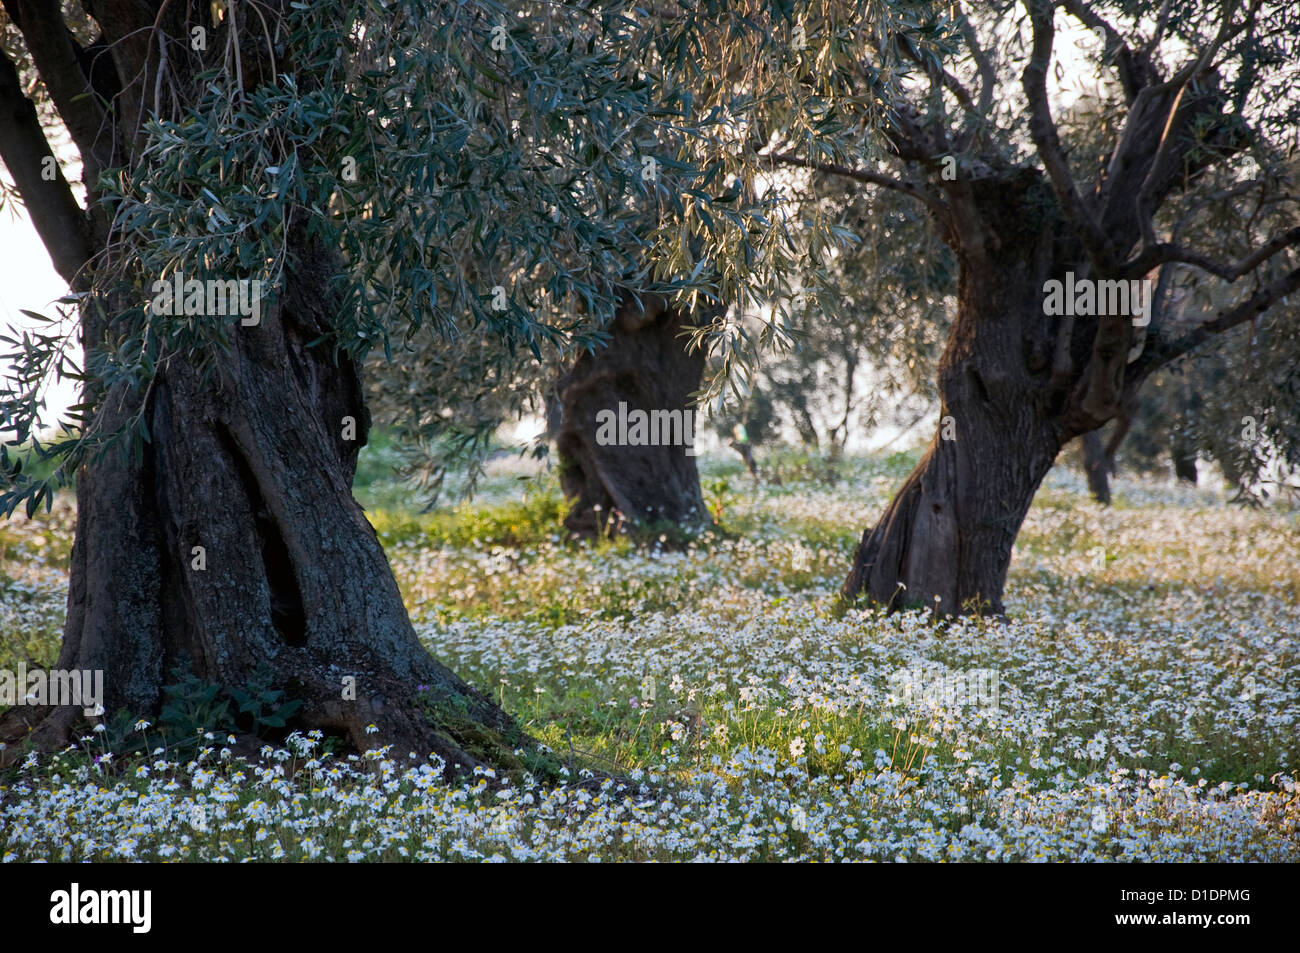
top-left (1131, 0), bottom-right (1264, 246)
top-left (898, 29), bottom-right (976, 116)
top-left (1145, 0), bottom-right (1174, 54)
top-left (1136, 264), bottom-right (1300, 373)
top-left (957, 3), bottom-right (995, 117)
top-left (1159, 0), bottom-right (1261, 92)
top-left (1, 0), bottom-right (113, 179)
top-left (1146, 260), bottom-right (1179, 332)
top-left (1060, 4), bottom-right (1127, 68)
top-left (1120, 225), bottom-right (1300, 280)
top-left (1177, 177), bottom-right (1276, 221)
top-left (1060, 0), bottom-right (1155, 101)
top-left (857, 34), bottom-right (948, 168)
top-left (765, 151), bottom-right (947, 213)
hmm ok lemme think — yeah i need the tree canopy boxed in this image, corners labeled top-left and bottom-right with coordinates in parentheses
top-left (2, 0), bottom-right (935, 511)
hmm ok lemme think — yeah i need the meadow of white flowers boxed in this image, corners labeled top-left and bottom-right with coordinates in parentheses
top-left (1, 455), bottom-right (1296, 861)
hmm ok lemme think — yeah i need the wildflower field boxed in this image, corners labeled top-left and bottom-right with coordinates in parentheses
top-left (2, 450), bottom-right (1297, 862)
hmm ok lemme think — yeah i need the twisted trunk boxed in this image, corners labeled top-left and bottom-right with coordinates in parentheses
top-left (836, 3), bottom-right (1290, 616)
top-left (0, 1), bottom-right (532, 772)
top-left (556, 293), bottom-right (713, 534)
top-left (842, 189), bottom-right (1067, 614)
top-left (3, 236), bottom-right (521, 770)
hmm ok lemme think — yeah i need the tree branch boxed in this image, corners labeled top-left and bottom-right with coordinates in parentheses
top-left (957, 3), bottom-right (995, 117)
top-left (765, 151), bottom-right (947, 213)
top-left (2, 0), bottom-right (114, 181)
top-left (1022, 0), bottom-right (1113, 269)
top-left (1135, 264), bottom-right (1300, 374)
top-left (1160, 0), bottom-right (1261, 92)
top-left (952, 5), bottom-right (995, 151)
top-left (1144, 0), bottom-right (1174, 55)
top-left (0, 44), bottom-right (91, 286)
top-left (1120, 226), bottom-right (1300, 280)
top-left (1132, 0), bottom-right (1263, 245)
top-left (1060, 0), bottom-right (1159, 101)
top-left (898, 29), bottom-right (976, 117)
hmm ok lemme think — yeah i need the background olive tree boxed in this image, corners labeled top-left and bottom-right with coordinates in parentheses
top-left (752, 0), bottom-right (1300, 613)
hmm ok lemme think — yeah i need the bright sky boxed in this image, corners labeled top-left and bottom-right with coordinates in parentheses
top-left (0, 192), bottom-right (77, 434)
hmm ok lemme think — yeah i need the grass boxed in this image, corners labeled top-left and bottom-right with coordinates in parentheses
top-left (0, 500), bottom-right (73, 672)
top-left (367, 490), bottom-right (569, 551)
top-left (1, 445), bottom-right (1298, 862)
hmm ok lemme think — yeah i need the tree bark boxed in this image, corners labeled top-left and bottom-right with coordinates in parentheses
top-left (841, 261), bottom-right (1064, 614)
top-left (0, 4), bottom-right (525, 773)
top-left (843, 171), bottom-right (1071, 615)
top-left (3, 234), bottom-right (523, 771)
top-left (1171, 433), bottom-right (1199, 484)
top-left (556, 292), bottom-right (714, 534)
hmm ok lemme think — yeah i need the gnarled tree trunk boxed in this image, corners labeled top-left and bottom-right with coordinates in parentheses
top-left (556, 292), bottom-right (715, 534)
top-left (0, 1), bottom-right (523, 773)
top-left (3, 234), bottom-right (521, 771)
top-left (838, 5), bottom-right (1272, 616)
top-left (842, 186), bottom-right (1068, 615)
